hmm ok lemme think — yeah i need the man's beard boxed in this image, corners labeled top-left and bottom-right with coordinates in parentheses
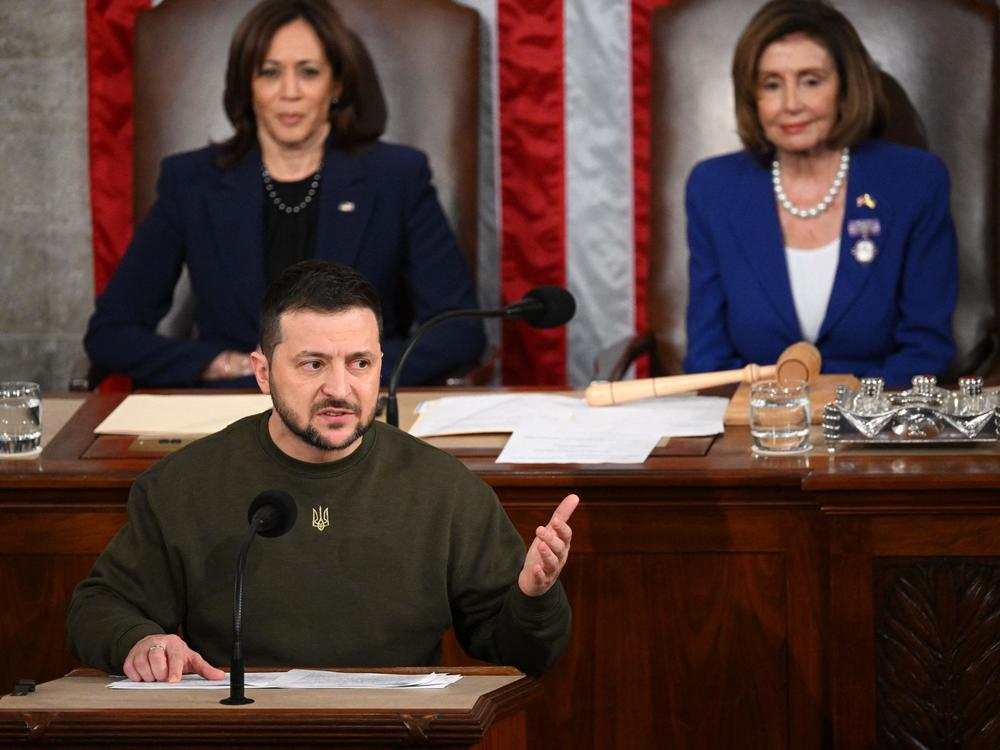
top-left (270, 381), bottom-right (374, 454)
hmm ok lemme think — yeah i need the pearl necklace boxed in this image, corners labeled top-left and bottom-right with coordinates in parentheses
top-left (261, 162), bottom-right (323, 214)
top-left (771, 148), bottom-right (849, 218)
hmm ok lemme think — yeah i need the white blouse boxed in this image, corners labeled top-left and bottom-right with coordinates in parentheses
top-left (784, 238), bottom-right (840, 343)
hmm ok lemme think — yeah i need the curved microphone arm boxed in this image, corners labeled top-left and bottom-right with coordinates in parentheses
top-left (386, 308), bottom-right (496, 428)
top-left (220, 491), bottom-right (295, 706)
top-left (220, 520), bottom-right (263, 706)
top-left (385, 287), bottom-right (574, 427)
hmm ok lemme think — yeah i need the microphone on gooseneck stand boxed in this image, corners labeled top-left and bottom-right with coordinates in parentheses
top-left (385, 286), bottom-right (577, 427)
top-left (221, 490), bottom-right (297, 706)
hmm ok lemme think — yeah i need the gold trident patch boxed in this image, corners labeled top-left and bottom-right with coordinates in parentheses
top-left (311, 505), bottom-right (330, 531)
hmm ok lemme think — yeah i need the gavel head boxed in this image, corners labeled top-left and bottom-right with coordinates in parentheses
top-left (775, 342), bottom-right (822, 384)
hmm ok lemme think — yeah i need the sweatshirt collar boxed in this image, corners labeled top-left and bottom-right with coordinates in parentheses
top-left (254, 410), bottom-right (377, 476)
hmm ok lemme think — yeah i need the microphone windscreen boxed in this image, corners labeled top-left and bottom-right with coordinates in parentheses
top-left (247, 490), bottom-right (297, 538)
top-left (521, 287), bottom-right (576, 328)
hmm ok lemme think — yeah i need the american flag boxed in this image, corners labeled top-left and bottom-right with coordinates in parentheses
top-left (86, 0), bottom-right (674, 386)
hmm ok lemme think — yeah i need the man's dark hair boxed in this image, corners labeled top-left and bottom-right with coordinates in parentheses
top-left (259, 260), bottom-right (383, 359)
top-left (214, 0), bottom-right (387, 169)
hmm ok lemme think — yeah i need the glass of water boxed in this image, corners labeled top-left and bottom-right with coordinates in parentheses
top-left (0, 382), bottom-right (42, 456)
top-left (749, 379), bottom-right (811, 454)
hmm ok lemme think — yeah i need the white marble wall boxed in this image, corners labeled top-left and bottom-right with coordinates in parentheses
top-left (0, 0), bottom-right (93, 390)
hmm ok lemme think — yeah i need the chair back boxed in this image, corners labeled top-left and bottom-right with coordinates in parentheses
top-left (649, 0), bottom-right (998, 377)
top-left (132, 0), bottom-right (480, 336)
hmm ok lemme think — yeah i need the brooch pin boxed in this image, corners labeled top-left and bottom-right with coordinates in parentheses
top-left (338, 201), bottom-right (355, 213)
top-left (855, 193), bottom-right (876, 209)
top-left (848, 218), bottom-right (880, 265)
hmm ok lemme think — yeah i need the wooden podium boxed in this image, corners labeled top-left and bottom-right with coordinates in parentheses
top-left (0, 668), bottom-right (536, 749)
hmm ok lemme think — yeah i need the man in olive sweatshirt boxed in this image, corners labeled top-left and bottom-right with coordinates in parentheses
top-left (68, 260), bottom-right (576, 681)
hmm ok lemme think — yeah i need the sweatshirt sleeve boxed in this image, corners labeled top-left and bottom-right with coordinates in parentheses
top-left (67, 477), bottom-right (186, 673)
top-left (447, 483), bottom-right (571, 677)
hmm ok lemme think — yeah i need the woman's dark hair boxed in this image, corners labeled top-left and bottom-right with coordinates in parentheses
top-left (731, 0), bottom-right (888, 157)
top-left (215, 0), bottom-right (387, 168)
top-left (260, 259), bottom-right (384, 359)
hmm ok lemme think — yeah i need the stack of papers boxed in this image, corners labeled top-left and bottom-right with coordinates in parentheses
top-left (410, 393), bottom-right (728, 464)
top-left (108, 669), bottom-right (462, 690)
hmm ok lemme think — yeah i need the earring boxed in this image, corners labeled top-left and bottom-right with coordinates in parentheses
top-left (330, 96), bottom-right (341, 108)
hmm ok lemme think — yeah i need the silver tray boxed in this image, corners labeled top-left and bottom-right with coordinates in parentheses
top-left (822, 377), bottom-right (1000, 445)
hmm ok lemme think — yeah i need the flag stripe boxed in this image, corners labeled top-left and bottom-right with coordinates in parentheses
top-left (85, 0), bottom-right (151, 296)
top-left (630, 0), bottom-right (673, 378)
top-left (497, 0), bottom-right (567, 385)
top-left (455, 0), bottom-right (503, 356)
top-left (564, 0), bottom-right (636, 385)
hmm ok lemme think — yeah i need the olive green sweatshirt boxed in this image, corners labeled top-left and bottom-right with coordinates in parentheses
top-left (68, 412), bottom-right (570, 677)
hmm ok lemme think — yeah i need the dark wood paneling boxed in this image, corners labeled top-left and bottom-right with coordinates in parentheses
top-left (875, 558), bottom-right (1000, 749)
top-left (0, 555), bottom-right (92, 687)
top-left (8, 394), bottom-right (1000, 747)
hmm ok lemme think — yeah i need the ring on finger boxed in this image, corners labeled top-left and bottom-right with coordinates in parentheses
top-left (148, 644), bottom-right (165, 652)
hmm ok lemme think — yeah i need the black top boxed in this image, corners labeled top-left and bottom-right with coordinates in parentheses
top-left (263, 173), bottom-right (321, 284)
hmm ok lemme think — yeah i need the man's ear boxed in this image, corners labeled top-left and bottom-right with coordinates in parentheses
top-left (250, 349), bottom-right (270, 395)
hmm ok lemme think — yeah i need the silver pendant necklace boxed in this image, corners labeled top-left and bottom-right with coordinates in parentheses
top-left (261, 162), bottom-right (323, 214)
top-left (771, 148), bottom-right (849, 219)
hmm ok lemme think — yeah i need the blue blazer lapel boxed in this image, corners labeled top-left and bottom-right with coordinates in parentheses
top-left (315, 148), bottom-right (376, 267)
top-left (208, 151), bottom-right (266, 328)
top-left (818, 146), bottom-right (887, 339)
top-left (734, 164), bottom-right (801, 338)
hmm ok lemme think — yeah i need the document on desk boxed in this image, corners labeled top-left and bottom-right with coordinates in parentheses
top-left (107, 670), bottom-right (462, 689)
top-left (94, 394), bottom-right (273, 436)
top-left (411, 393), bottom-right (728, 463)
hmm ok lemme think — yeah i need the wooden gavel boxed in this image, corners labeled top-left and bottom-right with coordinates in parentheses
top-left (585, 341), bottom-right (822, 407)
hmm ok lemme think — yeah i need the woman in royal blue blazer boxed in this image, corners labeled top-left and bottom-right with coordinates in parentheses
top-left (683, 0), bottom-right (957, 386)
top-left (85, 0), bottom-right (484, 388)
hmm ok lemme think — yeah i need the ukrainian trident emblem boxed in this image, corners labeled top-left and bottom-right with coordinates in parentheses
top-left (311, 505), bottom-right (330, 531)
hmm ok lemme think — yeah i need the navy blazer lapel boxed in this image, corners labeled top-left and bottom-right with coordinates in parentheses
top-left (819, 145), bottom-right (886, 338)
top-left (208, 151), bottom-right (266, 327)
top-left (315, 148), bottom-right (376, 267)
top-left (735, 163), bottom-right (801, 338)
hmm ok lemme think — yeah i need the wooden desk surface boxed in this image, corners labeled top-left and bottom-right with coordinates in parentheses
top-left (7, 389), bottom-right (1000, 495)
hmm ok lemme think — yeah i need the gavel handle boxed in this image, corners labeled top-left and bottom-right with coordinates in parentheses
top-left (585, 362), bottom-right (777, 406)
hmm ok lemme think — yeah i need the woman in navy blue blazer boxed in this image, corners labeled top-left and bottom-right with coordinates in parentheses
top-left (85, 0), bottom-right (484, 388)
top-left (683, 0), bottom-right (957, 386)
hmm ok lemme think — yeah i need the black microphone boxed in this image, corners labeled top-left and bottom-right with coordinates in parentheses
top-left (500, 286), bottom-right (577, 328)
top-left (385, 287), bottom-right (577, 427)
top-left (221, 490), bottom-right (297, 706)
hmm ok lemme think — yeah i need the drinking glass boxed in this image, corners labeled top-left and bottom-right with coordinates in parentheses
top-left (0, 382), bottom-right (42, 456)
top-left (749, 379), bottom-right (811, 454)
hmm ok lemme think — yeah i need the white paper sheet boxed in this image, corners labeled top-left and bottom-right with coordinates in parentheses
top-left (107, 669), bottom-right (462, 690)
top-left (410, 394), bottom-right (582, 436)
top-left (94, 394), bottom-right (273, 436)
top-left (408, 393), bottom-right (729, 464)
top-left (497, 424), bottom-right (661, 463)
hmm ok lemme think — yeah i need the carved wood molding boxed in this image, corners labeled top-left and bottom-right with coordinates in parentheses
top-left (875, 557), bottom-right (1000, 749)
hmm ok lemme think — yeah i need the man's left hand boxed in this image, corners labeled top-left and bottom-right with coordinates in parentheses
top-left (518, 493), bottom-right (579, 597)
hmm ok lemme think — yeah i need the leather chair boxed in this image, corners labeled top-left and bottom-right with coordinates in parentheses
top-left (632, 0), bottom-right (998, 380)
top-left (130, 0), bottom-right (480, 341)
